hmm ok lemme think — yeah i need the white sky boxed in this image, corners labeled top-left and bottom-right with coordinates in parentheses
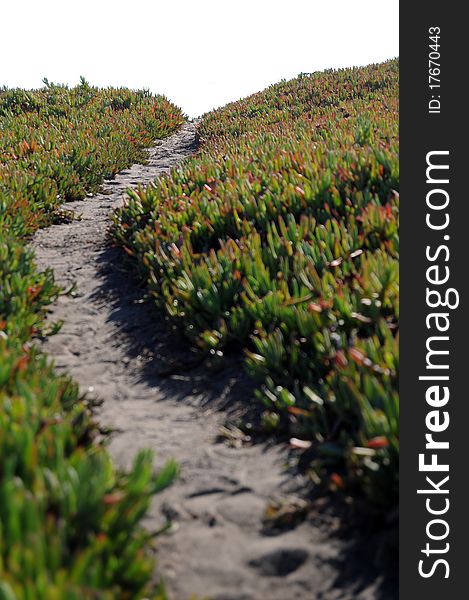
top-left (1, 0), bottom-right (398, 118)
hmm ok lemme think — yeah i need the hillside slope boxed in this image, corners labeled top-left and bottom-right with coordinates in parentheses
top-left (112, 59), bottom-right (399, 517)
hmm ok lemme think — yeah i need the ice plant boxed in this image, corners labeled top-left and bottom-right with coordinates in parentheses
top-left (112, 59), bottom-right (399, 516)
top-left (0, 81), bottom-right (183, 598)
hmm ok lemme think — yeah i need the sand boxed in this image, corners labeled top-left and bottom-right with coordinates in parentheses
top-left (31, 123), bottom-right (395, 600)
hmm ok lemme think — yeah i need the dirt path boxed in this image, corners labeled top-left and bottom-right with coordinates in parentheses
top-left (31, 123), bottom-right (391, 600)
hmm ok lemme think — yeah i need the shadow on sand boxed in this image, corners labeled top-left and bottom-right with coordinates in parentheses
top-left (93, 243), bottom-right (398, 600)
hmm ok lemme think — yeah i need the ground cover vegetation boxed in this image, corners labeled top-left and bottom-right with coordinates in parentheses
top-left (112, 60), bottom-right (399, 520)
top-left (0, 81), bottom-right (183, 599)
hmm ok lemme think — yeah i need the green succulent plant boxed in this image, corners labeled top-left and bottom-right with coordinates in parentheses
top-left (0, 82), bottom-right (184, 598)
top-left (112, 59), bottom-right (399, 517)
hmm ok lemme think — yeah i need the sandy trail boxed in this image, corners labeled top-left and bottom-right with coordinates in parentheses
top-left (31, 123), bottom-right (390, 600)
